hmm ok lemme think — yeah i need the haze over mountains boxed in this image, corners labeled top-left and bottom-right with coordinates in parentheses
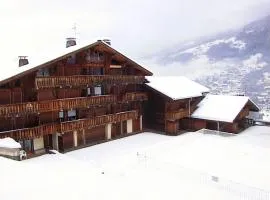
top-left (149, 14), bottom-right (270, 111)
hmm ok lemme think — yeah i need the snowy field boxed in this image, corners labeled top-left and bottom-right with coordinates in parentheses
top-left (1, 126), bottom-right (270, 200)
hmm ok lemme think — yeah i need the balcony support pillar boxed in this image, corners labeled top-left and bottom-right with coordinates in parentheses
top-left (105, 123), bottom-right (112, 140)
top-left (140, 115), bottom-right (143, 131)
top-left (127, 119), bottom-right (133, 134)
top-left (73, 131), bottom-right (78, 147)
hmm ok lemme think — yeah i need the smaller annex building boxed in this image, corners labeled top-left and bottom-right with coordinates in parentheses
top-left (144, 76), bottom-right (260, 135)
top-left (190, 95), bottom-right (260, 133)
top-left (143, 76), bottom-right (209, 135)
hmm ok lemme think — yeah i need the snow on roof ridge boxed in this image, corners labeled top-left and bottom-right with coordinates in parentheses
top-left (146, 76), bottom-right (209, 100)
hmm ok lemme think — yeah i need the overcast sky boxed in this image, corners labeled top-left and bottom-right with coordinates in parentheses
top-left (1, 0), bottom-right (270, 61)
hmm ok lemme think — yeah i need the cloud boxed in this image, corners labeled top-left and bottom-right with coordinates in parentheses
top-left (1, 0), bottom-right (270, 60)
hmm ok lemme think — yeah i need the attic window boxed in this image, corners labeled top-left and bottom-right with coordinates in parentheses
top-left (37, 68), bottom-right (50, 77)
top-left (67, 54), bottom-right (76, 64)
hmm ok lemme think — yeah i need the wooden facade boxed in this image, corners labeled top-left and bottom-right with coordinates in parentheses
top-left (143, 85), bottom-right (204, 135)
top-left (0, 41), bottom-right (150, 154)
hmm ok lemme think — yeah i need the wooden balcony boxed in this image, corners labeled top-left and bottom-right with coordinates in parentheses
top-left (165, 109), bottom-right (190, 121)
top-left (122, 92), bottom-right (148, 102)
top-left (0, 110), bottom-right (138, 140)
top-left (35, 75), bottom-right (146, 89)
top-left (60, 110), bottom-right (138, 132)
top-left (0, 95), bottom-right (116, 116)
top-left (165, 105), bottom-right (197, 121)
top-left (0, 123), bottom-right (59, 140)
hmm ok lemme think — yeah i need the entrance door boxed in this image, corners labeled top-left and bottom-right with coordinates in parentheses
top-left (43, 134), bottom-right (53, 150)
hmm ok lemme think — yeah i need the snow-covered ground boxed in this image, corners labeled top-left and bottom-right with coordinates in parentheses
top-left (1, 126), bottom-right (270, 200)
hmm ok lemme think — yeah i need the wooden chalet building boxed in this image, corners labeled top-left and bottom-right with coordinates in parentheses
top-left (143, 76), bottom-right (209, 135)
top-left (0, 39), bottom-right (152, 154)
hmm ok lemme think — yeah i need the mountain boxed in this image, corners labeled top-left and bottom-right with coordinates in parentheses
top-left (150, 15), bottom-right (270, 111)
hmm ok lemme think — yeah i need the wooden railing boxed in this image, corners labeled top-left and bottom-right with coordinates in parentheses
top-left (122, 92), bottom-right (148, 102)
top-left (60, 110), bottom-right (138, 132)
top-left (165, 109), bottom-right (190, 121)
top-left (0, 110), bottom-right (138, 140)
top-left (35, 75), bottom-right (146, 89)
top-left (0, 95), bottom-right (116, 116)
top-left (165, 104), bottom-right (198, 121)
top-left (0, 123), bottom-right (59, 140)
top-left (66, 62), bottom-right (104, 68)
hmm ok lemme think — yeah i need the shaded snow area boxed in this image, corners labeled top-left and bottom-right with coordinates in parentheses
top-left (1, 126), bottom-right (270, 200)
top-left (0, 137), bottom-right (21, 149)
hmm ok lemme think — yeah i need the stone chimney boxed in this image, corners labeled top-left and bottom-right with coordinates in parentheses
top-left (66, 37), bottom-right (76, 48)
top-left (18, 56), bottom-right (29, 67)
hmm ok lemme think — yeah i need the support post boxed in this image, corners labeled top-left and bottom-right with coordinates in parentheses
top-left (105, 123), bottom-right (112, 140)
top-left (73, 131), bottom-right (78, 147)
top-left (140, 115), bottom-right (143, 131)
top-left (82, 129), bottom-right (86, 145)
top-left (127, 119), bottom-right (133, 134)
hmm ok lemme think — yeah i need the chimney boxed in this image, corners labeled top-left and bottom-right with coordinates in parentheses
top-left (18, 56), bottom-right (29, 67)
top-left (103, 39), bottom-right (111, 45)
top-left (66, 37), bottom-right (76, 48)
top-left (98, 39), bottom-right (111, 46)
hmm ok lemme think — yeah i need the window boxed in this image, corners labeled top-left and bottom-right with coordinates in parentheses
top-left (59, 111), bottom-right (64, 122)
top-left (94, 85), bottom-right (102, 96)
top-left (15, 79), bottom-right (21, 87)
top-left (92, 68), bottom-right (104, 75)
top-left (37, 68), bottom-right (50, 77)
top-left (19, 140), bottom-right (33, 152)
top-left (67, 54), bottom-right (76, 64)
top-left (87, 87), bottom-right (91, 96)
top-left (68, 110), bottom-right (76, 121)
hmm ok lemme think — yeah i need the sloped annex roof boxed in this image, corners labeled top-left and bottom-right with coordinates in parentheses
top-left (191, 94), bottom-right (260, 123)
top-left (0, 40), bottom-right (152, 86)
top-left (146, 76), bottom-right (210, 100)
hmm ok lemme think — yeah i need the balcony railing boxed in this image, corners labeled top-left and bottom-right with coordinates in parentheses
top-left (0, 123), bottom-right (59, 140)
top-left (66, 63), bottom-right (104, 68)
top-left (0, 110), bottom-right (138, 140)
top-left (122, 92), bottom-right (148, 102)
top-left (165, 105), bottom-right (197, 121)
top-left (0, 95), bottom-right (116, 116)
top-left (35, 75), bottom-right (146, 89)
top-left (60, 110), bottom-right (138, 132)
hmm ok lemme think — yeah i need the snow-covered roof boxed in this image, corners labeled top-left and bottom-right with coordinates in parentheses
top-left (0, 40), bottom-right (152, 85)
top-left (146, 76), bottom-right (209, 100)
top-left (0, 137), bottom-right (21, 149)
top-left (191, 95), bottom-right (260, 123)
